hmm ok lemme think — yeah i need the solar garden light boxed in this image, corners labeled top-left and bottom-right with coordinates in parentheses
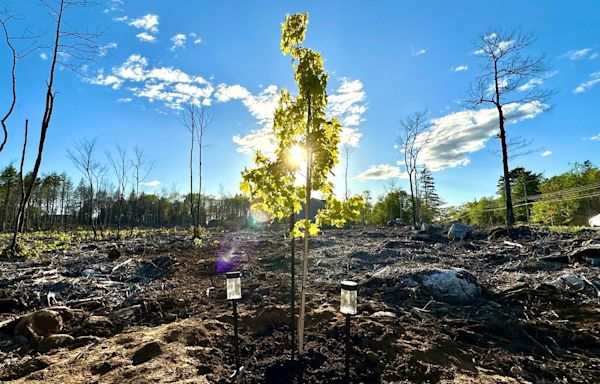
top-left (226, 271), bottom-right (242, 375)
top-left (340, 280), bottom-right (358, 382)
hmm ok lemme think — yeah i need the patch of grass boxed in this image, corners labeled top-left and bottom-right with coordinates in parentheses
top-left (548, 225), bottom-right (600, 233)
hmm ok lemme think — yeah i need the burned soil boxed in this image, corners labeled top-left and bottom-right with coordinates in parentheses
top-left (1, 226), bottom-right (599, 383)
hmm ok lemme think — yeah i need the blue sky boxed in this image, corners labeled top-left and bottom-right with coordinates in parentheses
top-left (0, 0), bottom-right (599, 204)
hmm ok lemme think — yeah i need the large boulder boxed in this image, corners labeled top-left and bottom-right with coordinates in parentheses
top-left (589, 213), bottom-right (600, 227)
top-left (418, 268), bottom-right (481, 304)
top-left (547, 274), bottom-right (586, 292)
top-left (447, 222), bottom-right (473, 241)
top-left (14, 310), bottom-right (63, 339)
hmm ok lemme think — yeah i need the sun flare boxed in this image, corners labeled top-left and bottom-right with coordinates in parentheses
top-left (288, 144), bottom-right (306, 168)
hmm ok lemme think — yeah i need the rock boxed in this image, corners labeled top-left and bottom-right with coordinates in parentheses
top-left (81, 268), bottom-right (101, 278)
top-left (419, 268), bottom-right (481, 304)
top-left (589, 213), bottom-right (600, 227)
top-left (132, 340), bottom-right (163, 365)
top-left (447, 222), bottom-right (473, 241)
top-left (371, 311), bottom-right (396, 318)
top-left (432, 243), bottom-right (447, 250)
top-left (108, 248), bottom-right (121, 260)
top-left (547, 274), bottom-right (586, 292)
top-left (132, 255), bottom-right (174, 282)
top-left (14, 310), bottom-right (63, 339)
top-left (37, 334), bottom-right (75, 353)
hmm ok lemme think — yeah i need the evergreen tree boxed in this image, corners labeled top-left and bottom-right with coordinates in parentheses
top-left (497, 167), bottom-right (542, 222)
top-left (419, 167), bottom-right (442, 223)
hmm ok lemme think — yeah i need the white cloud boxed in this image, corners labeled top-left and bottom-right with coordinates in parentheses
top-left (99, 42), bottom-right (117, 56)
top-left (116, 97), bottom-right (132, 103)
top-left (142, 180), bottom-right (161, 187)
top-left (591, 53), bottom-right (599, 60)
top-left (40, 53), bottom-right (48, 60)
top-left (170, 34), bottom-right (187, 50)
top-left (518, 78), bottom-right (543, 91)
top-left (340, 128), bottom-right (362, 148)
top-left (573, 72), bottom-right (600, 94)
top-left (104, 0), bottom-right (124, 13)
top-left (452, 65), bottom-right (468, 72)
top-left (136, 32), bottom-right (156, 43)
top-left (474, 35), bottom-right (513, 56)
top-left (216, 84), bottom-right (279, 126)
top-left (354, 164), bottom-right (408, 181)
top-left (129, 14), bottom-right (159, 33)
top-left (216, 84), bottom-right (280, 154)
top-left (410, 47), bottom-right (427, 57)
top-left (418, 101), bottom-right (548, 171)
top-left (589, 133), bottom-right (600, 141)
top-left (232, 127), bottom-right (278, 155)
top-left (541, 150), bottom-right (552, 157)
top-left (189, 32), bottom-right (202, 45)
top-left (88, 54), bottom-right (213, 108)
top-left (328, 78), bottom-right (367, 147)
top-left (229, 78), bottom-right (367, 154)
top-left (85, 70), bottom-right (123, 90)
top-left (518, 70), bottom-right (558, 91)
top-left (566, 48), bottom-right (592, 60)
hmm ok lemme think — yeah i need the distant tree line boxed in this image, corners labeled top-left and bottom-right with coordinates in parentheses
top-left (446, 161), bottom-right (600, 226)
top-left (0, 164), bottom-right (251, 234)
top-left (364, 167), bottom-right (443, 226)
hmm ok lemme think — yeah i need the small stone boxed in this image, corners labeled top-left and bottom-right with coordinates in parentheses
top-left (371, 311), bottom-right (396, 318)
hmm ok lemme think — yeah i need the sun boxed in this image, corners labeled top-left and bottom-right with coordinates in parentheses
top-left (288, 144), bottom-right (306, 168)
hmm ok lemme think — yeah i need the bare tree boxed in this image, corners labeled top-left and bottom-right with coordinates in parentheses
top-left (468, 28), bottom-right (553, 227)
top-left (397, 111), bottom-right (435, 227)
top-left (0, 11), bottom-right (17, 154)
top-left (181, 102), bottom-right (210, 237)
top-left (130, 146), bottom-right (153, 230)
top-left (9, 0), bottom-right (100, 254)
top-left (67, 138), bottom-right (102, 239)
top-left (0, 8), bottom-right (39, 154)
top-left (106, 145), bottom-right (129, 236)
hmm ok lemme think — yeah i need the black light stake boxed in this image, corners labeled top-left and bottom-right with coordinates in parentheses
top-left (290, 212), bottom-right (296, 363)
top-left (226, 271), bottom-right (242, 376)
top-left (340, 280), bottom-right (358, 383)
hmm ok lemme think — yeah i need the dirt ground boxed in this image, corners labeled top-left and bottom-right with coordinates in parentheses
top-left (0, 226), bottom-right (599, 383)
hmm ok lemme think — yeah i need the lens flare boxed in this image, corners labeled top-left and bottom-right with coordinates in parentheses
top-left (288, 144), bottom-right (306, 168)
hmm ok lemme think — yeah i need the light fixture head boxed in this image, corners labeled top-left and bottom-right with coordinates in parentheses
top-left (226, 271), bottom-right (242, 300)
top-left (340, 280), bottom-right (358, 315)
